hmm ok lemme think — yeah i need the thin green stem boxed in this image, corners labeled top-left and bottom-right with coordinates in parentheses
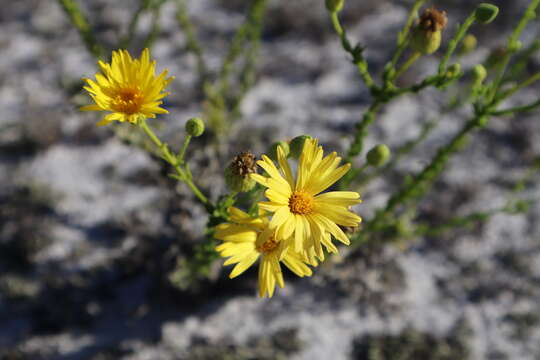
top-left (438, 12), bottom-right (477, 75)
top-left (358, 120), bottom-right (437, 187)
top-left (488, 0), bottom-right (540, 102)
top-left (395, 51), bottom-right (421, 79)
top-left (345, 101), bottom-right (382, 163)
top-left (491, 98), bottom-right (540, 116)
top-left (384, 0), bottom-right (426, 84)
top-left (177, 135), bottom-right (192, 164)
top-left (176, 0), bottom-right (207, 87)
top-left (329, 12), bottom-right (376, 92)
top-left (498, 71), bottom-right (540, 101)
top-left (230, 0), bottom-right (268, 118)
top-left (120, 0), bottom-right (151, 49)
top-left (362, 111), bottom-right (489, 236)
top-left (56, 0), bottom-right (104, 59)
top-left (217, 0), bottom-right (267, 102)
top-left (143, 5), bottom-right (162, 49)
top-left (139, 120), bottom-right (212, 209)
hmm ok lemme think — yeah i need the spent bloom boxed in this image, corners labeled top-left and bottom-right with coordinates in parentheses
top-left (81, 48), bottom-right (174, 126)
top-left (215, 207), bottom-right (313, 297)
top-left (411, 7), bottom-right (448, 54)
top-left (251, 138), bottom-right (362, 260)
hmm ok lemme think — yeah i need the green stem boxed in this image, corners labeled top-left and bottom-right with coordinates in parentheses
top-left (345, 101), bottom-right (382, 163)
top-left (395, 51), bottom-right (421, 79)
top-left (358, 120), bottom-right (437, 187)
top-left (230, 0), bottom-right (268, 119)
top-left (218, 0), bottom-right (267, 97)
top-left (56, 0), bottom-right (104, 59)
top-left (120, 0), bottom-right (151, 49)
top-left (177, 134), bottom-right (192, 164)
top-left (438, 12), bottom-right (477, 75)
top-left (176, 0), bottom-right (207, 87)
top-left (491, 98), bottom-right (540, 116)
top-left (488, 0), bottom-right (540, 101)
top-left (329, 12), bottom-right (376, 92)
top-left (364, 111), bottom-right (489, 235)
top-left (497, 71), bottom-right (540, 101)
top-left (139, 120), bottom-right (212, 209)
top-left (143, 5), bottom-right (162, 49)
top-left (384, 0), bottom-right (426, 84)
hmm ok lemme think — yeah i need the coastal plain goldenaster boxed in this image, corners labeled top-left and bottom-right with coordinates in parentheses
top-left (215, 207), bottom-right (312, 298)
top-left (251, 138), bottom-right (362, 260)
top-left (81, 48), bottom-right (173, 126)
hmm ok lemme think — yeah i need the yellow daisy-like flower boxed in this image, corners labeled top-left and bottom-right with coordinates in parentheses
top-left (81, 48), bottom-right (174, 126)
top-left (215, 207), bottom-right (313, 298)
top-left (251, 138), bottom-right (362, 260)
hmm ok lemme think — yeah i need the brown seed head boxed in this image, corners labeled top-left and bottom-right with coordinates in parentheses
top-left (230, 151), bottom-right (257, 177)
top-left (418, 7), bottom-right (448, 33)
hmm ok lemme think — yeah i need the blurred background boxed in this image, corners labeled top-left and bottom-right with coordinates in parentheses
top-left (1, 0), bottom-right (540, 359)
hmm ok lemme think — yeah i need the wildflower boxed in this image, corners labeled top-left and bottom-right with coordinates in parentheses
top-left (215, 207), bottom-right (312, 297)
top-left (251, 138), bottom-right (362, 260)
top-left (81, 48), bottom-right (174, 126)
top-left (411, 7), bottom-right (448, 55)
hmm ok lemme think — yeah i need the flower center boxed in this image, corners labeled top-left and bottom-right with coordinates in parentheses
top-left (289, 191), bottom-right (314, 215)
top-left (111, 87), bottom-right (144, 114)
top-left (256, 236), bottom-right (279, 254)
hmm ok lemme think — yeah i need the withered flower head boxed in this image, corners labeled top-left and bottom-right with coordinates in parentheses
top-left (418, 7), bottom-right (448, 33)
top-left (224, 151), bottom-right (257, 192)
top-left (230, 152), bottom-right (257, 177)
top-left (411, 7), bottom-right (448, 55)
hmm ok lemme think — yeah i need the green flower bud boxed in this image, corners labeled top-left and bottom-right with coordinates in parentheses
top-left (366, 144), bottom-right (391, 167)
top-left (475, 3), bottom-right (499, 24)
top-left (460, 34), bottom-right (477, 55)
top-left (473, 64), bottom-right (487, 82)
top-left (185, 117), bottom-right (205, 137)
top-left (289, 135), bottom-right (313, 159)
top-left (268, 141), bottom-right (290, 161)
top-left (446, 63), bottom-right (462, 78)
top-left (411, 7), bottom-right (448, 55)
top-left (325, 0), bottom-right (345, 13)
top-left (224, 152), bottom-right (257, 193)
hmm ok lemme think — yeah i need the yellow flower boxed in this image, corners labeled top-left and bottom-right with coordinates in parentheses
top-left (81, 48), bottom-right (174, 126)
top-left (215, 207), bottom-right (312, 298)
top-left (251, 138), bottom-right (362, 260)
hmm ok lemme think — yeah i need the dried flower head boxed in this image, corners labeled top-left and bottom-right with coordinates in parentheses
top-left (418, 7), bottom-right (448, 33)
top-left (224, 152), bottom-right (257, 192)
top-left (411, 7), bottom-right (448, 54)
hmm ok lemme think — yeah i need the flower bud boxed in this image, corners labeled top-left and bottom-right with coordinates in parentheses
top-left (224, 152), bottom-right (257, 192)
top-left (325, 0), bottom-right (345, 13)
top-left (289, 135), bottom-right (313, 159)
top-left (185, 117), bottom-right (205, 137)
top-left (475, 3), bottom-right (499, 24)
top-left (473, 64), bottom-right (487, 82)
top-left (268, 141), bottom-right (290, 161)
top-left (446, 63), bottom-right (461, 78)
top-left (366, 144), bottom-right (391, 167)
top-left (411, 7), bottom-right (448, 55)
top-left (460, 34), bottom-right (477, 55)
